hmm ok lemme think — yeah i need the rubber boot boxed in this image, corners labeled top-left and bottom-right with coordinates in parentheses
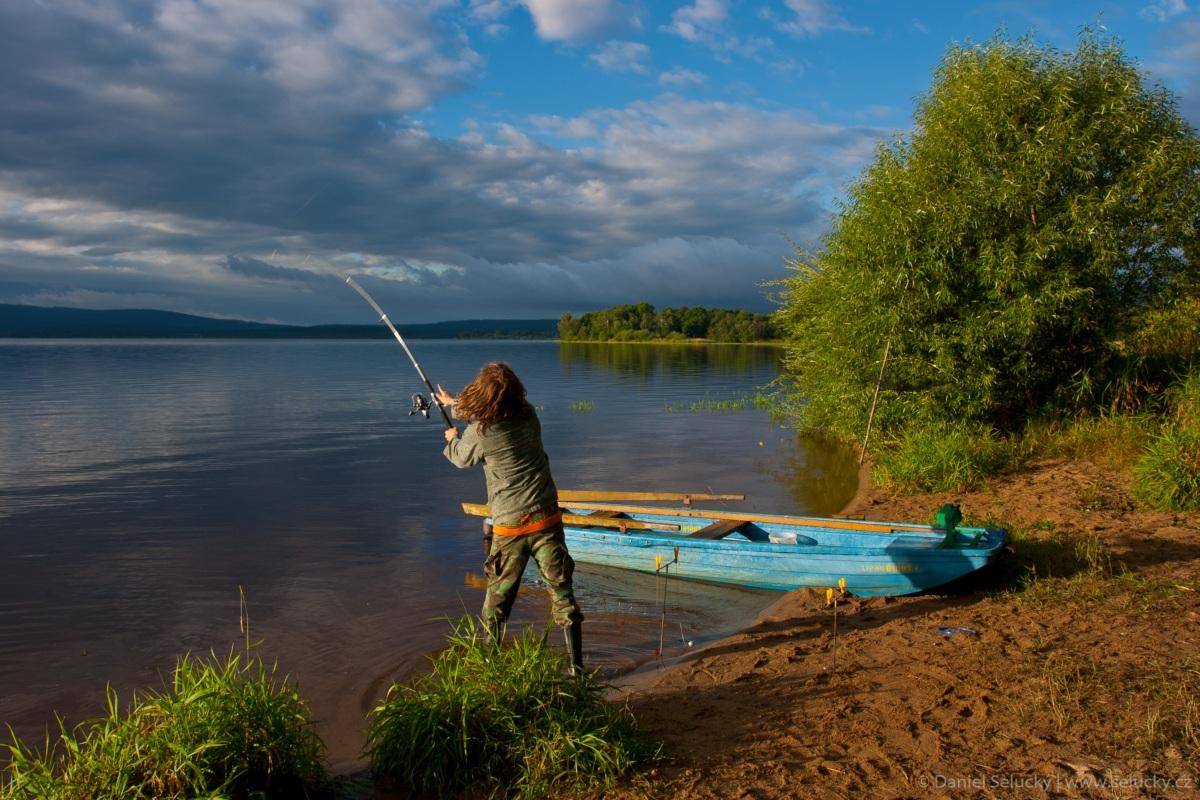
top-left (564, 620), bottom-right (584, 676)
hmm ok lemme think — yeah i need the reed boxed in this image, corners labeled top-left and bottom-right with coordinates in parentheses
top-left (663, 392), bottom-right (772, 413)
top-left (364, 617), bottom-right (658, 798)
top-left (2, 652), bottom-right (328, 800)
top-left (569, 400), bottom-right (596, 413)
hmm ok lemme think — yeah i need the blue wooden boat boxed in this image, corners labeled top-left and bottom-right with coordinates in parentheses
top-left (558, 504), bottom-right (1007, 597)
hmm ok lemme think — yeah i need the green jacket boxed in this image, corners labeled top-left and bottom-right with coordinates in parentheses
top-left (443, 412), bottom-right (558, 527)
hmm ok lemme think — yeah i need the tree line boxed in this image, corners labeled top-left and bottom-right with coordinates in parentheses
top-left (558, 303), bottom-right (777, 342)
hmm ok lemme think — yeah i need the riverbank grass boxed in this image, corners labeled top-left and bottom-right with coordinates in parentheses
top-left (365, 617), bottom-right (657, 798)
top-left (1133, 372), bottom-right (1200, 512)
top-left (874, 422), bottom-right (1021, 492)
top-left (2, 652), bottom-right (327, 800)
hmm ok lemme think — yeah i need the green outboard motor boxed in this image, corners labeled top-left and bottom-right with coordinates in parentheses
top-left (936, 503), bottom-right (963, 548)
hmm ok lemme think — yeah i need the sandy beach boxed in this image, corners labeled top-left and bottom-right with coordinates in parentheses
top-left (609, 455), bottom-right (1199, 798)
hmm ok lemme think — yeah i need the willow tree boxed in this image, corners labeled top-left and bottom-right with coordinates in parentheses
top-left (777, 33), bottom-right (1200, 440)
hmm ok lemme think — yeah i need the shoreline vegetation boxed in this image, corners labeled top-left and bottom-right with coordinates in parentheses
top-left (559, 303), bottom-right (778, 343)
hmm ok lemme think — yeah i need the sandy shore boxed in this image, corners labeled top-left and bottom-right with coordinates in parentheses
top-left (609, 456), bottom-right (1200, 799)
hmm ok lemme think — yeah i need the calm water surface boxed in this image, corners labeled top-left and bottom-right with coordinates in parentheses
top-left (0, 340), bottom-right (855, 768)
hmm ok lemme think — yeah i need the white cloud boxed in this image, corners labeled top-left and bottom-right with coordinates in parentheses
top-left (770, 0), bottom-right (869, 38)
top-left (658, 67), bottom-right (707, 87)
top-left (660, 0), bottom-right (776, 62)
top-left (662, 0), bottom-right (728, 42)
top-left (519, 0), bottom-right (637, 42)
top-left (469, 0), bottom-right (515, 22)
top-left (590, 41), bottom-right (650, 74)
top-left (1149, 18), bottom-right (1200, 127)
top-left (1140, 0), bottom-right (1189, 22)
top-left (149, 0), bottom-right (481, 115)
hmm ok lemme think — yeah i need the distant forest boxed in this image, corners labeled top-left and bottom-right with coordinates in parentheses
top-left (558, 303), bottom-right (777, 342)
top-left (0, 304), bottom-right (557, 339)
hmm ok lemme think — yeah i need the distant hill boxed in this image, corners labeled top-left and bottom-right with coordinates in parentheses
top-left (0, 304), bottom-right (558, 339)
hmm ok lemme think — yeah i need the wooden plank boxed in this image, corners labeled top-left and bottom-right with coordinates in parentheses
top-left (561, 502), bottom-right (934, 534)
top-left (580, 509), bottom-right (630, 534)
top-left (460, 503), bottom-right (679, 531)
top-left (688, 519), bottom-right (750, 540)
top-left (558, 490), bottom-right (745, 503)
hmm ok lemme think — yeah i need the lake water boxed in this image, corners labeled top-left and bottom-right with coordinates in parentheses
top-left (0, 339), bottom-right (856, 768)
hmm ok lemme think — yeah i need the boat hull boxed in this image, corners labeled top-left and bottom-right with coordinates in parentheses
top-left (560, 508), bottom-right (1007, 596)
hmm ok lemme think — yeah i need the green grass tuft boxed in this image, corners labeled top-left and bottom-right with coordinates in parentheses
top-left (1023, 413), bottom-right (1155, 468)
top-left (1133, 426), bottom-right (1200, 511)
top-left (874, 422), bottom-right (1020, 493)
top-left (364, 617), bottom-right (658, 798)
top-left (2, 652), bottom-right (328, 800)
top-left (569, 400), bottom-right (596, 413)
top-left (1133, 371), bottom-right (1200, 512)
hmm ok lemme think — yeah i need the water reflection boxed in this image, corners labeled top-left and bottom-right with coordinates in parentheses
top-left (757, 430), bottom-right (860, 513)
top-left (558, 341), bottom-right (780, 378)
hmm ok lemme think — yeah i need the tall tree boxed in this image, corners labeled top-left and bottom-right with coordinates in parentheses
top-left (777, 32), bottom-right (1200, 438)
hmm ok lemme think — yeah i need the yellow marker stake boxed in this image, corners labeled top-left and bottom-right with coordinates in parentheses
top-left (838, 578), bottom-right (846, 592)
top-left (828, 585), bottom-right (840, 674)
top-left (655, 555), bottom-right (662, 571)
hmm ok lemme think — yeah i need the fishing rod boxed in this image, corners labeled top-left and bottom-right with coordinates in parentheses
top-left (345, 275), bottom-right (454, 429)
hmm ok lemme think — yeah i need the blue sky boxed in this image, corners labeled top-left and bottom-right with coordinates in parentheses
top-left (1, 0), bottom-right (1197, 323)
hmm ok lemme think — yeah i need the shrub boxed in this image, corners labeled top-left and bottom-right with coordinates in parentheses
top-left (365, 617), bottom-right (657, 798)
top-left (776, 31), bottom-right (1200, 439)
top-left (1133, 372), bottom-right (1200, 511)
top-left (874, 422), bottom-right (1019, 492)
top-left (2, 652), bottom-right (328, 800)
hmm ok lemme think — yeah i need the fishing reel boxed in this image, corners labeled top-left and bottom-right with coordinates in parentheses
top-left (408, 393), bottom-right (434, 419)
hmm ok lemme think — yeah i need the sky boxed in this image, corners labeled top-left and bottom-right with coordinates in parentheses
top-left (1, 1), bottom-right (1197, 324)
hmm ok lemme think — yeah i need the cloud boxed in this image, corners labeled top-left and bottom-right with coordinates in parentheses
top-left (658, 67), bottom-right (707, 87)
top-left (590, 41), bottom-right (650, 74)
top-left (662, 0), bottom-right (728, 42)
top-left (1149, 18), bottom-right (1200, 127)
top-left (768, 0), bottom-right (870, 38)
top-left (1140, 0), bottom-right (1189, 22)
top-left (519, 0), bottom-right (637, 42)
top-left (0, 2), bottom-right (891, 323)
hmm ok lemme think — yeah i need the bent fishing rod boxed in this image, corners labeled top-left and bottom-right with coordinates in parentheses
top-left (345, 275), bottom-right (454, 429)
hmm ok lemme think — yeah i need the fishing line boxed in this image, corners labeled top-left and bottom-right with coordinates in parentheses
top-left (654, 547), bottom-right (680, 661)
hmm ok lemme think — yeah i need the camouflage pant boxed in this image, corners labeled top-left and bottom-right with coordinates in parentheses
top-left (482, 525), bottom-right (583, 629)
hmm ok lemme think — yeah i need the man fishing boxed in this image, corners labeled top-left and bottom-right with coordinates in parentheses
top-left (434, 363), bottom-right (585, 675)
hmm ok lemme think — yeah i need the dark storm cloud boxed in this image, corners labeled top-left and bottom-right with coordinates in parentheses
top-left (0, 0), bottom-right (889, 322)
top-left (225, 256), bottom-right (330, 286)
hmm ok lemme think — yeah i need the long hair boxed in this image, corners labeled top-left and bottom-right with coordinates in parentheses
top-left (454, 362), bottom-right (533, 433)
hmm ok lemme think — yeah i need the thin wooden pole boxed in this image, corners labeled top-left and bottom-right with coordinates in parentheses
top-left (558, 501), bottom-right (933, 533)
top-left (557, 490), bottom-right (745, 504)
top-left (859, 336), bottom-right (892, 466)
top-left (460, 503), bottom-right (680, 531)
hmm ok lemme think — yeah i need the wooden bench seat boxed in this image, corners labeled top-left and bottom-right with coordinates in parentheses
top-left (688, 519), bottom-right (751, 539)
